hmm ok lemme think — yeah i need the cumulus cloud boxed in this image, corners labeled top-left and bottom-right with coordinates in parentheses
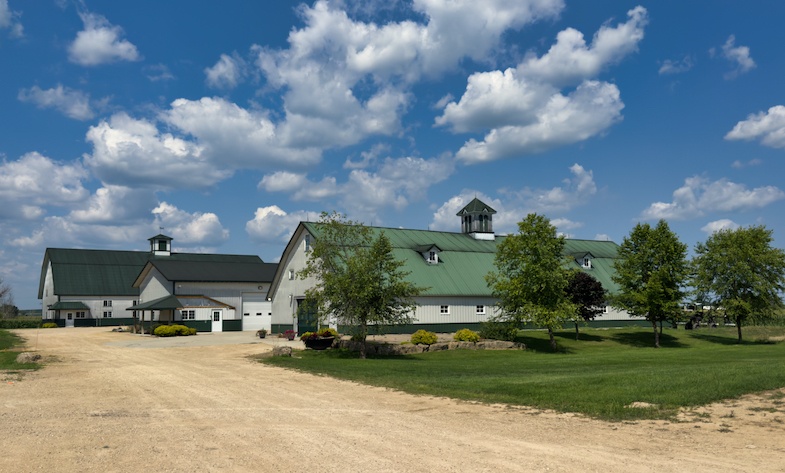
top-left (245, 205), bottom-right (313, 245)
top-left (658, 55), bottom-right (693, 75)
top-left (717, 35), bottom-right (755, 79)
top-left (69, 186), bottom-right (157, 224)
top-left (0, 152), bottom-right (89, 220)
top-left (205, 53), bottom-right (246, 89)
top-left (725, 105), bottom-right (785, 149)
top-left (641, 176), bottom-right (784, 220)
top-left (504, 163), bottom-right (597, 213)
top-left (701, 219), bottom-right (739, 235)
top-left (254, 0), bottom-right (564, 151)
top-left (0, 0), bottom-right (23, 38)
top-left (68, 11), bottom-right (141, 66)
top-left (152, 202), bottom-right (229, 247)
top-left (259, 171), bottom-right (339, 201)
top-left (438, 6), bottom-right (646, 163)
top-left (18, 84), bottom-right (101, 120)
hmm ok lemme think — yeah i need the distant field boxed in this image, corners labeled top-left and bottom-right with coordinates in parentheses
top-left (262, 326), bottom-right (785, 421)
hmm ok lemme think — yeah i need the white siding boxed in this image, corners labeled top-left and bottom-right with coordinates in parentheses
top-left (41, 262), bottom-right (57, 319)
top-left (411, 296), bottom-right (499, 325)
top-left (271, 231), bottom-right (317, 329)
top-left (175, 282), bottom-right (265, 321)
top-left (139, 267), bottom-right (172, 302)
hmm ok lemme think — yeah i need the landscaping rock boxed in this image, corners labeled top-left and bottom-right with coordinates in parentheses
top-left (15, 352), bottom-right (41, 364)
top-left (272, 346), bottom-right (292, 357)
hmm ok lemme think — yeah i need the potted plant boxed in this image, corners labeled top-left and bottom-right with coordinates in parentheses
top-left (256, 329), bottom-right (267, 339)
top-left (300, 327), bottom-right (339, 350)
top-left (283, 329), bottom-right (296, 341)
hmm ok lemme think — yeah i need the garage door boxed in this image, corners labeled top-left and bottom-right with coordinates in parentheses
top-left (241, 293), bottom-right (272, 331)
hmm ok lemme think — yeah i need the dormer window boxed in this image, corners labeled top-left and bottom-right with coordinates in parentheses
top-left (418, 245), bottom-right (441, 264)
top-left (428, 251), bottom-right (438, 264)
top-left (583, 257), bottom-right (592, 269)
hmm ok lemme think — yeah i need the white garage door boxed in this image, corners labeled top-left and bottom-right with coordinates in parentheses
top-left (242, 293), bottom-right (271, 331)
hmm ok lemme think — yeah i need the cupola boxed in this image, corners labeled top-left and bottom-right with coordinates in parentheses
top-left (456, 198), bottom-right (496, 240)
top-left (149, 234), bottom-right (173, 256)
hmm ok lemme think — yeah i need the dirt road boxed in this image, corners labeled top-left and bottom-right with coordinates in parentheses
top-left (1, 328), bottom-right (784, 472)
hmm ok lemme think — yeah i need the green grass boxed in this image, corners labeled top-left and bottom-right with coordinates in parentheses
top-left (261, 326), bottom-right (785, 421)
top-left (0, 329), bottom-right (39, 371)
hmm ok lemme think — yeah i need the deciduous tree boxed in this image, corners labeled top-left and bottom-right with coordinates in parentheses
top-left (692, 225), bottom-right (785, 342)
top-left (566, 271), bottom-right (606, 340)
top-left (611, 220), bottom-right (688, 348)
top-left (486, 213), bottom-right (575, 351)
top-left (300, 212), bottom-right (424, 358)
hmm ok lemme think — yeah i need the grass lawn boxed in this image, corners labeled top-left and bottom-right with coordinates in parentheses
top-left (0, 329), bottom-right (40, 372)
top-left (261, 326), bottom-right (785, 421)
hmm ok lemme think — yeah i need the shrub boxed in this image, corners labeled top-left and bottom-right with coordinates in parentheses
top-left (453, 328), bottom-right (480, 343)
top-left (479, 321), bottom-right (518, 341)
top-left (153, 325), bottom-right (177, 337)
top-left (300, 327), bottom-right (339, 341)
top-left (411, 329), bottom-right (438, 345)
top-left (41, 323), bottom-right (59, 329)
top-left (0, 318), bottom-right (43, 329)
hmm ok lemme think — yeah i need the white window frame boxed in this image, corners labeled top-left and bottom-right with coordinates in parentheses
top-left (476, 305), bottom-right (485, 315)
top-left (76, 311), bottom-right (86, 319)
top-left (103, 300), bottom-right (113, 307)
top-left (440, 305), bottom-right (449, 315)
top-left (288, 269), bottom-right (295, 280)
top-left (182, 310), bottom-right (195, 320)
top-left (102, 311), bottom-right (112, 318)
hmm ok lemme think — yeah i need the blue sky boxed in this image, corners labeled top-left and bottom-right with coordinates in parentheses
top-left (2, 0), bottom-right (785, 309)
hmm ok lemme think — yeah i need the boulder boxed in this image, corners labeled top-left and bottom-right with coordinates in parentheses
top-left (16, 352), bottom-right (42, 364)
top-left (272, 346), bottom-right (292, 357)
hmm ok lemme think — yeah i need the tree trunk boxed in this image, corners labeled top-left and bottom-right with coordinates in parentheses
top-left (358, 320), bottom-right (368, 359)
top-left (574, 322), bottom-right (580, 341)
top-left (736, 317), bottom-right (743, 343)
top-left (652, 321), bottom-right (660, 348)
top-left (548, 327), bottom-right (557, 351)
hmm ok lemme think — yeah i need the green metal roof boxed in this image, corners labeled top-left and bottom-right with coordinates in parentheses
top-left (457, 197), bottom-right (497, 215)
top-left (48, 301), bottom-right (89, 310)
top-left (128, 295), bottom-right (183, 310)
top-left (300, 223), bottom-right (621, 297)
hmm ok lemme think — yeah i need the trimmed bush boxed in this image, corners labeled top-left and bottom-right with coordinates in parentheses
top-left (453, 328), bottom-right (480, 343)
top-left (41, 323), bottom-right (59, 329)
top-left (153, 324), bottom-right (196, 337)
top-left (411, 329), bottom-right (438, 345)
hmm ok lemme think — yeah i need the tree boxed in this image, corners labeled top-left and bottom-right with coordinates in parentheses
top-left (611, 220), bottom-right (688, 348)
top-left (691, 225), bottom-right (785, 343)
top-left (299, 212), bottom-right (424, 358)
top-left (0, 277), bottom-right (14, 319)
top-left (486, 213), bottom-right (575, 351)
top-left (565, 271), bottom-right (606, 340)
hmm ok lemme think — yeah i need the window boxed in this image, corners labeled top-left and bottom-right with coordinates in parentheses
top-left (601, 305), bottom-right (609, 314)
top-left (440, 305), bottom-right (449, 315)
top-left (288, 269), bottom-right (295, 280)
top-left (158, 240), bottom-right (168, 251)
top-left (182, 310), bottom-right (195, 320)
top-left (76, 311), bottom-right (86, 318)
top-left (103, 300), bottom-right (112, 307)
top-left (102, 311), bottom-right (112, 318)
top-left (428, 251), bottom-right (437, 263)
top-left (582, 257), bottom-right (592, 268)
top-left (304, 234), bottom-right (311, 252)
top-left (476, 305), bottom-right (485, 315)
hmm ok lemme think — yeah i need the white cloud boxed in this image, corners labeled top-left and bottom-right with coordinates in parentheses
top-left (719, 35), bottom-right (755, 79)
top-left (0, 0), bottom-right (23, 38)
top-left (594, 233), bottom-right (611, 241)
top-left (84, 112), bottom-right (229, 189)
top-left (245, 206), bottom-right (312, 245)
top-left (68, 12), bottom-right (141, 66)
top-left (701, 219), bottom-right (739, 234)
top-left (255, 0), bottom-right (564, 150)
top-left (438, 6), bottom-right (646, 163)
top-left (152, 202), bottom-right (229, 247)
top-left (0, 152), bottom-right (89, 219)
top-left (259, 171), bottom-right (339, 201)
top-left (69, 186), bottom-right (157, 224)
top-left (725, 105), bottom-right (785, 149)
top-left (18, 84), bottom-right (99, 120)
top-left (205, 53), bottom-right (246, 89)
top-left (144, 64), bottom-right (175, 82)
top-left (453, 81), bottom-right (623, 163)
top-left (641, 176), bottom-right (784, 220)
top-left (658, 55), bottom-right (693, 75)
top-left (731, 158), bottom-right (762, 169)
top-left (518, 6), bottom-right (648, 86)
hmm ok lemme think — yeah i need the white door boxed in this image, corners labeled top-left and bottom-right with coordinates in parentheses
top-left (65, 313), bottom-right (74, 328)
top-left (241, 294), bottom-right (271, 331)
top-left (211, 310), bottom-right (223, 332)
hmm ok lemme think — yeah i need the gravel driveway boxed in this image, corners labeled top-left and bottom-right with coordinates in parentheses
top-left (1, 327), bottom-right (783, 472)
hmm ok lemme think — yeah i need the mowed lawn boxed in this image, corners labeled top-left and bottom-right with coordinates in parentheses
top-left (262, 326), bottom-right (785, 421)
top-left (0, 329), bottom-right (40, 371)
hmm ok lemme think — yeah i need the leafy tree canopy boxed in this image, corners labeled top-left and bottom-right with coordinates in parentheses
top-left (566, 271), bottom-right (606, 339)
top-left (611, 220), bottom-right (688, 348)
top-left (692, 225), bottom-right (785, 342)
top-left (299, 212), bottom-right (424, 358)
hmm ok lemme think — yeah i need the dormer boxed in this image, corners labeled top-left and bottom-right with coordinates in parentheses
top-left (149, 234), bottom-right (173, 256)
top-left (416, 245), bottom-right (442, 264)
top-left (573, 252), bottom-right (594, 269)
top-left (456, 198), bottom-right (496, 241)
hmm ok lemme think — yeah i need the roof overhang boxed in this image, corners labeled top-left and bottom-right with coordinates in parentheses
top-left (127, 295), bottom-right (183, 311)
top-left (48, 301), bottom-right (89, 310)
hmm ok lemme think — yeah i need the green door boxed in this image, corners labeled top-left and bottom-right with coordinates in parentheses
top-left (296, 298), bottom-right (318, 334)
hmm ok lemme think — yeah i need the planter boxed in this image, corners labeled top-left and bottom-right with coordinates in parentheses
top-left (303, 336), bottom-right (335, 350)
top-left (257, 330), bottom-right (267, 339)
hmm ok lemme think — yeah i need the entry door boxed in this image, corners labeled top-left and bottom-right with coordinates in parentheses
top-left (211, 310), bottom-right (223, 332)
top-left (65, 313), bottom-right (74, 328)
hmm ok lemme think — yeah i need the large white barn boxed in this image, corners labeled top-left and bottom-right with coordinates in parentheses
top-left (267, 199), bottom-right (633, 335)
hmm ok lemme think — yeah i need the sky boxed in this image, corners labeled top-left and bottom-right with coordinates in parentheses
top-left (2, 0), bottom-right (785, 309)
